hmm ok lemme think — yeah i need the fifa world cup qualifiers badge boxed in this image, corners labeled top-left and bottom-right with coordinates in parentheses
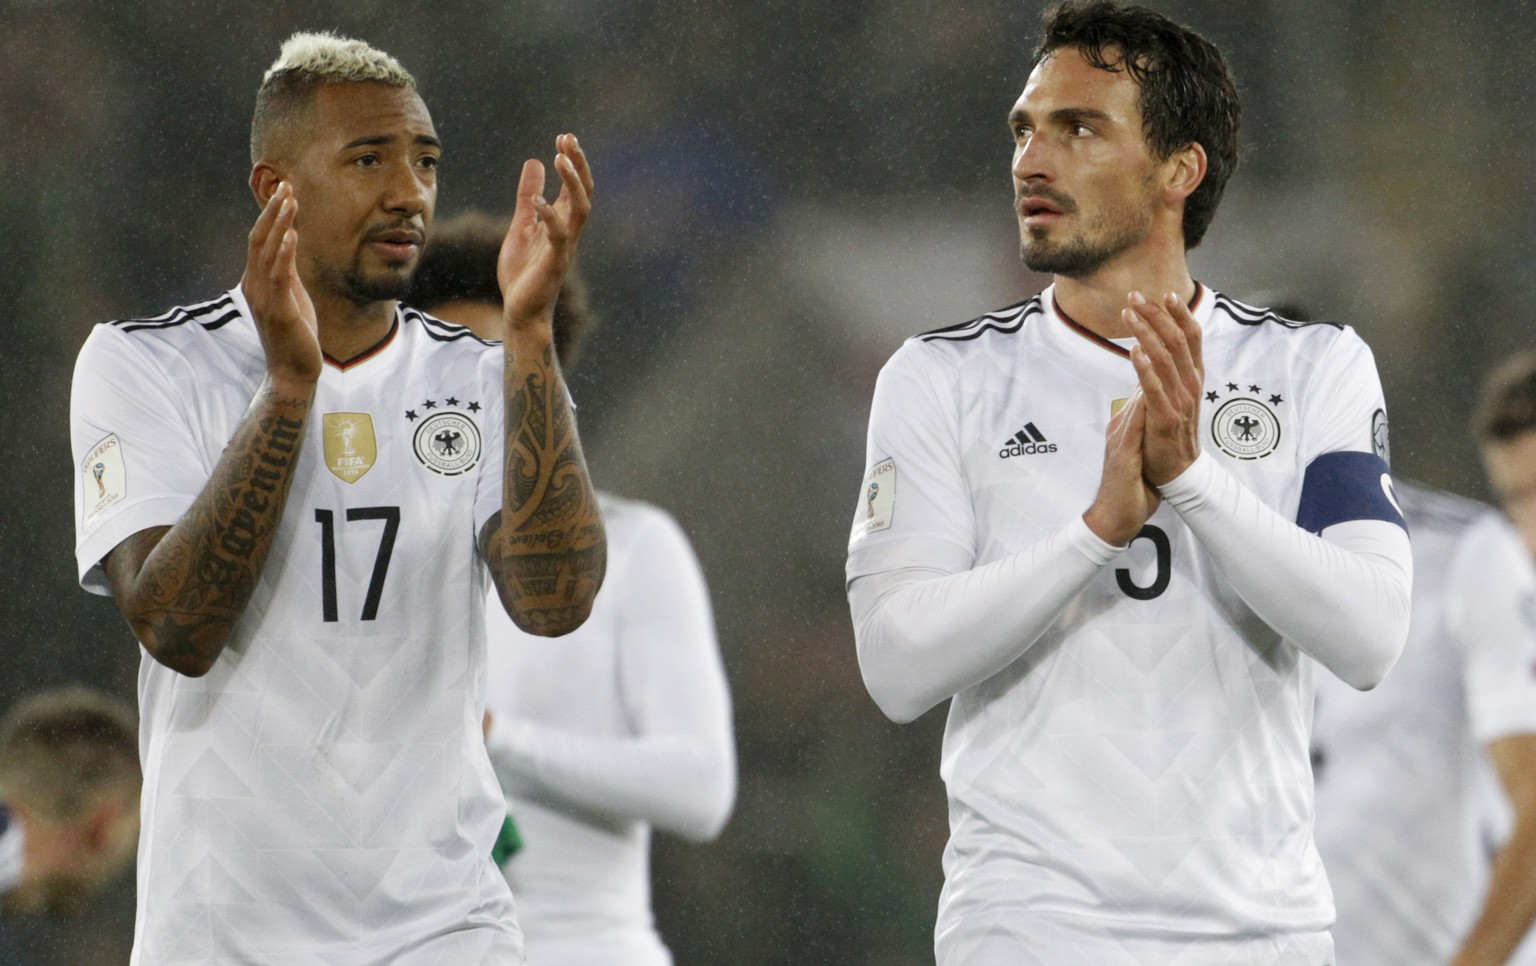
top-left (850, 457), bottom-right (896, 545)
top-left (81, 433), bottom-right (127, 523)
top-left (1207, 379), bottom-right (1283, 460)
top-left (405, 397), bottom-right (482, 476)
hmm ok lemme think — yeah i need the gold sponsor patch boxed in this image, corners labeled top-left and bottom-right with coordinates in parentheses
top-left (323, 412), bottom-right (377, 483)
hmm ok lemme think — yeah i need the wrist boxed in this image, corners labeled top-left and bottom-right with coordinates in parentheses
top-left (1082, 504), bottom-right (1138, 548)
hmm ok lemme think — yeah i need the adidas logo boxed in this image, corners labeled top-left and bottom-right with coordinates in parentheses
top-left (999, 422), bottom-right (1058, 458)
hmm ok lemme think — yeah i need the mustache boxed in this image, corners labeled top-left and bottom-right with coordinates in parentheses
top-left (1015, 186), bottom-right (1077, 214)
top-left (363, 222), bottom-right (425, 245)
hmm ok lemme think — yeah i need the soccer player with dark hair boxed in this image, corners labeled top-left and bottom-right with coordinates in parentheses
top-left (70, 32), bottom-right (604, 963)
top-left (0, 687), bottom-right (140, 918)
top-left (846, 2), bottom-right (1411, 962)
top-left (409, 211), bottom-right (736, 966)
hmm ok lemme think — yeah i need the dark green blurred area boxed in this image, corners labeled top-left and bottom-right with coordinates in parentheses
top-left (3, 0), bottom-right (1533, 962)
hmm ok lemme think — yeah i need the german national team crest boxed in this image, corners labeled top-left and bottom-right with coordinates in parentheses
top-left (412, 409), bottom-right (482, 476)
top-left (1207, 380), bottom-right (1283, 460)
top-left (323, 412), bottom-right (377, 483)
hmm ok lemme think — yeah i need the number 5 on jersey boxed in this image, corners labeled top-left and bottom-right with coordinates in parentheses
top-left (315, 507), bottom-right (400, 622)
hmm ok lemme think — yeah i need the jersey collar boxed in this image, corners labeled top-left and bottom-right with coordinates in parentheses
top-left (227, 287), bottom-right (403, 372)
top-left (1046, 282), bottom-right (1208, 360)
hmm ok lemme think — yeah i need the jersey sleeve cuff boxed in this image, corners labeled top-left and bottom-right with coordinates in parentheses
top-left (1155, 450), bottom-right (1221, 509)
top-left (1065, 515), bottom-right (1124, 566)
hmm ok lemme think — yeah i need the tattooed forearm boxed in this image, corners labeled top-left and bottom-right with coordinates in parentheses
top-left (104, 378), bottom-right (313, 676)
top-left (485, 339), bottom-right (606, 635)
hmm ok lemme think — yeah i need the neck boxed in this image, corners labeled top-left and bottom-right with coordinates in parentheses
top-left (1051, 246), bottom-right (1195, 340)
top-left (311, 287), bottom-right (399, 364)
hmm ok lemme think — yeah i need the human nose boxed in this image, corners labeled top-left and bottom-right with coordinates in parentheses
top-left (1012, 131), bottom-right (1053, 184)
top-left (384, 162), bottom-right (430, 217)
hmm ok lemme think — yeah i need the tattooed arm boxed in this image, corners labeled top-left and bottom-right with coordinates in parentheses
top-left (104, 182), bottom-right (321, 676)
top-left (479, 134), bottom-right (606, 635)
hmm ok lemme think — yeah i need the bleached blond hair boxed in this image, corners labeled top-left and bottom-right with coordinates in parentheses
top-left (250, 31), bottom-right (417, 164)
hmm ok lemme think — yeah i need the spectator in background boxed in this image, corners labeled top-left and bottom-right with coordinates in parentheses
top-left (0, 686), bottom-right (139, 918)
top-left (410, 211), bottom-right (737, 966)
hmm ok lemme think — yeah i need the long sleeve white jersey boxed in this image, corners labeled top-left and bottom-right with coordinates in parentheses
top-left (847, 285), bottom-right (1411, 966)
top-left (484, 494), bottom-right (735, 966)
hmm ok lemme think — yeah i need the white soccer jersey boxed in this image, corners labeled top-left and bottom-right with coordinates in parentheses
top-left (71, 289), bottom-right (522, 965)
top-left (483, 494), bottom-right (735, 966)
top-left (1313, 484), bottom-right (1536, 966)
top-left (848, 284), bottom-right (1398, 965)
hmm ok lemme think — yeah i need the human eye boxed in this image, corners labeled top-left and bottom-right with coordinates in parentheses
top-left (417, 154), bottom-right (440, 170)
top-left (354, 152), bottom-right (381, 167)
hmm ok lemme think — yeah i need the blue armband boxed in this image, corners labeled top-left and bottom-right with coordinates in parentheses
top-left (1296, 451), bottom-right (1407, 534)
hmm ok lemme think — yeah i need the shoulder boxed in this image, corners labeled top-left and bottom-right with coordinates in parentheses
top-left (912, 294), bottom-right (1044, 348)
top-left (878, 295), bottom-right (1044, 387)
top-left (1207, 290), bottom-right (1378, 374)
top-left (99, 291), bottom-right (245, 339)
top-left (78, 290), bottom-right (249, 374)
top-left (1396, 479), bottom-right (1490, 537)
top-left (598, 492), bottom-right (686, 543)
top-left (400, 305), bottom-right (499, 350)
top-left (596, 492), bottom-right (702, 572)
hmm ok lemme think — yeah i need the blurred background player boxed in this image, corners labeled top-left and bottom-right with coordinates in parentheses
top-left (1477, 353), bottom-right (1536, 559)
top-left (1312, 345), bottom-right (1536, 966)
top-left (410, 210), bottom-right (737, 966)
top-left (0, 686), bottom-right (139, 922)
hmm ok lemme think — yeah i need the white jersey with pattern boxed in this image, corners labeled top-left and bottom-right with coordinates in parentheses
top-left (848, 284), bottom-right (1393, 964)
top-left (71, 289), bottom-right (522, 965)
top-left (1313, 483), bottom-right (1536, 966)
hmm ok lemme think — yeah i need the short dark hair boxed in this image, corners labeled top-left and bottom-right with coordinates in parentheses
top-left (0, 687), bottom-right (140, 820)
top-left (408, 210), bottom-right (598, 372)
top-left (1034, 0), bottom-right (1240, 249)
top-left (1473, 351), bottom-right (1536, 444)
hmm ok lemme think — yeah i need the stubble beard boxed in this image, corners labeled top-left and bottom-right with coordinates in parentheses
top-left (1019, 181), bottom-right (1159, 279)
top-left (319, 254), bottom-right (415, 307)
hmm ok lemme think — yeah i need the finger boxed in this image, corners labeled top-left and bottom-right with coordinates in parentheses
top-left (261, 195), bottom-right (297, 282)
top-left (561, 132), bottom-right (595, 199)
top-left (1163, 290), bottom-right (1203, 374)
top-left (249, 182), bottom-right (287, 259)
top-left (511, 159), bottom-right (547, 231)
top-left (1130, 342), bottom-right (1175, 420)
top-left (551, 150), bottom-right (590, 228)
top-left (1124, 308), bottom-right (1179, 401)
top-left (1129, 291), bottom-right (1198, 392)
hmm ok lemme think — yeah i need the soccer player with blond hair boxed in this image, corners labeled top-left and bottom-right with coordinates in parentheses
top-left (70, 32), bottom-right (604, 963)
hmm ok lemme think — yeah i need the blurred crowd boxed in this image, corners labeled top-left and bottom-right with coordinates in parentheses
top-left (4, 0), bottom-right (1535, 962)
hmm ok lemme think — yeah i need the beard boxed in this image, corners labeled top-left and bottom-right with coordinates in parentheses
top-left (316, 256), bottom-right (415, 307)
top-left (1018, 179), bottom-right (1158, 278)
top-left (340, 265), bottom-right (413, 304)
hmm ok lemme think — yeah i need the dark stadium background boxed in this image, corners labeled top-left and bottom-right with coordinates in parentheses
top-left (3, 0), bottom-right (1533, 961)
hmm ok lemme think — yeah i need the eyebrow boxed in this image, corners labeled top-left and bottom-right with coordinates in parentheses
top-left (341, 133), bottom-right (443, 150)
top-left (1009, 107), bottom-right (1113, 127)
